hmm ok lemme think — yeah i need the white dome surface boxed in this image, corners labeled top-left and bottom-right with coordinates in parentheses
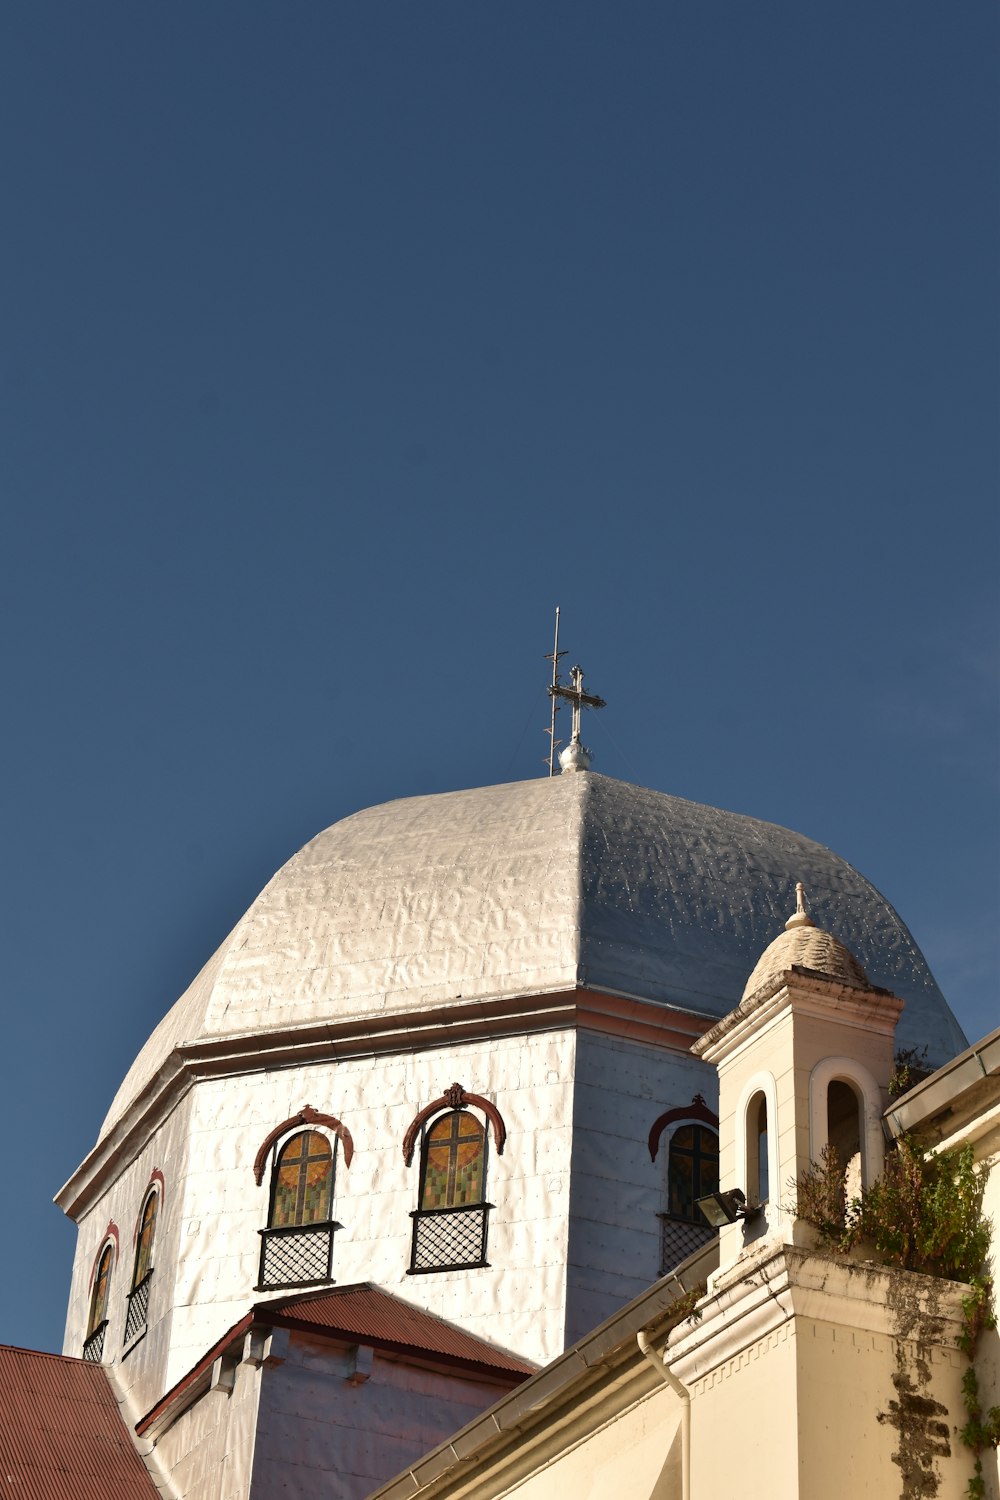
top-left (104, 773), bottom-right (966, 1134)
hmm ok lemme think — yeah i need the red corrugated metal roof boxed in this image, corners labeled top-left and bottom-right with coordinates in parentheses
top-left (137, 1282), bottom-right (537, 1441)
top-left (0, 1345), bottom-right (159, 1499)
top-left (264, 1283), bottom-right (537, 1377)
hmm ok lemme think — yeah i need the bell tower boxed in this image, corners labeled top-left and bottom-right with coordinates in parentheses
top-left (692, 883), bottom-right (904, 1270)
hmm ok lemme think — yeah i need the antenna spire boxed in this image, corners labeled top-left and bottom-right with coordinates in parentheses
top-left (543, 606), bottom-right (567, 777)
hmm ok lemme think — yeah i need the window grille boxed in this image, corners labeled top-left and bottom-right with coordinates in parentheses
top-left (658, 1214), bottom-right (715, 1277)
top-left (258, 1221), bottom-right (339, 1290)
top-left (124, 1271), bottom-right (153, 1347)
top-left (82, 1321), bottom-right (107, 1364)
top-left (409, 1204), bottom-right (491, 1273)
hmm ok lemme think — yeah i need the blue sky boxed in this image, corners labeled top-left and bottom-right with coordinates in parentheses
top-left (1, 4), bottom-right (997, 1355)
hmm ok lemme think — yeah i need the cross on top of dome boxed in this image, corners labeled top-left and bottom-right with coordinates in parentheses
top-left (545, 608), bottom-right (605, 775)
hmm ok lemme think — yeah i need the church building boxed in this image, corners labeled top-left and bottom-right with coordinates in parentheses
top-left (0, 672), bottom-right (984, 1499)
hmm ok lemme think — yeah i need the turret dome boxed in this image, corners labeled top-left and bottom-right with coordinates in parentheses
top-left (741, 882), bottom-right (871, 1000)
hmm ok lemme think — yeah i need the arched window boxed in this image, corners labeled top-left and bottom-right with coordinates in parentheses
top-left (827, 1080), bottom-right (862, 1165)
top-left (808, 1058), bottom-right (884, 1190)
top-left (747, 1091), bottom-right (769, 1204)
top-left (648, 1096), bottom-right (720, 1274)
top-left (83, 1244), bottom-right (113, 1363)
top-left (668, 1124), bottom-right (720, 1221)
top-left (406, 1088), bottom-right (501, 1275)
top-left (421, 1110), bottom-right (486, 1210)
top-left (659, 1121), bottom-right (719, 1273)
top-left (124, 1187), bottom-right (159, 1351)
top-left (827, 1078), bottom-right (863, 1198)
top-left (258, 1130), bottom-right (339, 1290)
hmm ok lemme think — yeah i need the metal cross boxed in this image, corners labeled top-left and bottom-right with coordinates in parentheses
top-left (549, 664), bottom-right (606, 750)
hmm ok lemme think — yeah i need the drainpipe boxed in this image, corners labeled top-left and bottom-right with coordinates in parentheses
top-left (637, 1330), bottom-right (690, 1500)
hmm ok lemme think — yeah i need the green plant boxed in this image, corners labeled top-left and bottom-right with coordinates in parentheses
top-left (792, 1136), bottom-right (996, 1497)
top-left (888, 1045), bottom-right (932, 1098)
top-left (960, 1362), bottom-right (1000, 1498)
top-left (959, 1275), bottom-right (995, 1358)
top-left (665, 1282), bottom-right (706, 1331)
top-left (847, 1139), bottom-right (989, 1282)
top-left (789, 1142), bottom-right (849, 1247)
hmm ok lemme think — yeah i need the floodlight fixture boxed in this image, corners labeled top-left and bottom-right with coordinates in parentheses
top-left (695, 1187), bottom-right (758, 1228)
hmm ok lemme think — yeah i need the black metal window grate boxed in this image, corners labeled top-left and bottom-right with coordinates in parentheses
top-left (258, 1221), bottom-right (338, 1290)
top-left (409, 1204), bottom-right (490, 1273)
top-left (124, 1271), bottom-right (153, 1347)
top-left (82, 1321), bottom-right (107, 1364)
top-left (658, 1214), bottom-right (715, 1277)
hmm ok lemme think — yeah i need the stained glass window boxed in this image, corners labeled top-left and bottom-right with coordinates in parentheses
top-left (88, 1244), bottom-right (113, 1336)
top-left (270, 1131), bottom-right (334, 1228)
top-left (420, 1111), bottom-right (486, 1210)
top-left (133, 1191), bottom-right (158, 1287)
top-left (668, 1124), bottom-right (719, 1221)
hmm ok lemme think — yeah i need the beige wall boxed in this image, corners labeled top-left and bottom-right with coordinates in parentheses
top-left (370, 1245), bottom-right (979, 1500)
top-left (495, 1384), bottom-right (681, 1500)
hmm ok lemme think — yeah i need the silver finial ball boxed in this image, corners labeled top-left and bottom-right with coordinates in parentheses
top-left (559, 740), bottom-right (593, 774)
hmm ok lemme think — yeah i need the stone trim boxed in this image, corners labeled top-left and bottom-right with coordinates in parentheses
top-left (693, 969), bottom-right (903, 1064)
top-left (647, 1095), bottom-right (719, 1162)
top-left (253, 1106), bottom-right (354, 1185)
top-left (88, 1222), bottom-right (119, 1290)
top-left (402, 1086), bottom-right (507, 1167)
top-left (131, 1169), bottom-right (164, 1246)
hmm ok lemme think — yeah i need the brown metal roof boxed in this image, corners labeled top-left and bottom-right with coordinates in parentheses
top-left (264, 1283), bottom-right (537, 1378)
top-left (0, 1345), bottom-right (159, 1500)
top-left (137, 1282), bottom-right (536, 1442)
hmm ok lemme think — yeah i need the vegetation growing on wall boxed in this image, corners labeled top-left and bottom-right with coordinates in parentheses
top-left (792, 1137), bottom-right (998, 1497)
top-left (888, 1046), bottom-right (933, 1098)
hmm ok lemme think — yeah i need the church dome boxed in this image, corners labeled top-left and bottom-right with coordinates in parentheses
top-left (741, 883), bottom-right (871, 999)
top-left (102, 773), bottom-right (966, 1135)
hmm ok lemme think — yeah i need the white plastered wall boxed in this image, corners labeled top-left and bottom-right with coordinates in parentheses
top-left (66, 1029), bottom-right (582, 1405)
top-left (151, 1353), bottom-right (262, 1500)
top-left (565, 1032), bottom-right (716, 1347)
top-left (63, 1094), bottom-right (195, 1422)
top-left (65, 1022), bottom-right (725, 1422)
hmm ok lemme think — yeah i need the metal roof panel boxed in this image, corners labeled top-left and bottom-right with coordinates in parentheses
top-left (0, 1346), bottom-right (159, 1500)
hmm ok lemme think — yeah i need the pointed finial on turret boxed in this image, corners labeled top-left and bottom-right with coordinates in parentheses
top-left (784, 881), bottom-right (815, 931)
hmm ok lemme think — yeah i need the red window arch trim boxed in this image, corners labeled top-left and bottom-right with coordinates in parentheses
top-left (253, 1106), bottom-right (354, 1185)
top-left (402, 1083), bottom-right (507, 1167)
top-left (648, 1095), bottom-right (719, 1163)
top-left (131, 1169), bottom-right (165, 1245)
top-left (88, 1222), bottom-right (120, 1290)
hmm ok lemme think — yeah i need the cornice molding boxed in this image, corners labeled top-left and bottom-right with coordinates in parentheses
top-left (55, 986), bottom-right (715, 1221)
top-left (668, 1241), bottom-right (967, 1387)
top-left (693, 969), bottom-right (904, 1066)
